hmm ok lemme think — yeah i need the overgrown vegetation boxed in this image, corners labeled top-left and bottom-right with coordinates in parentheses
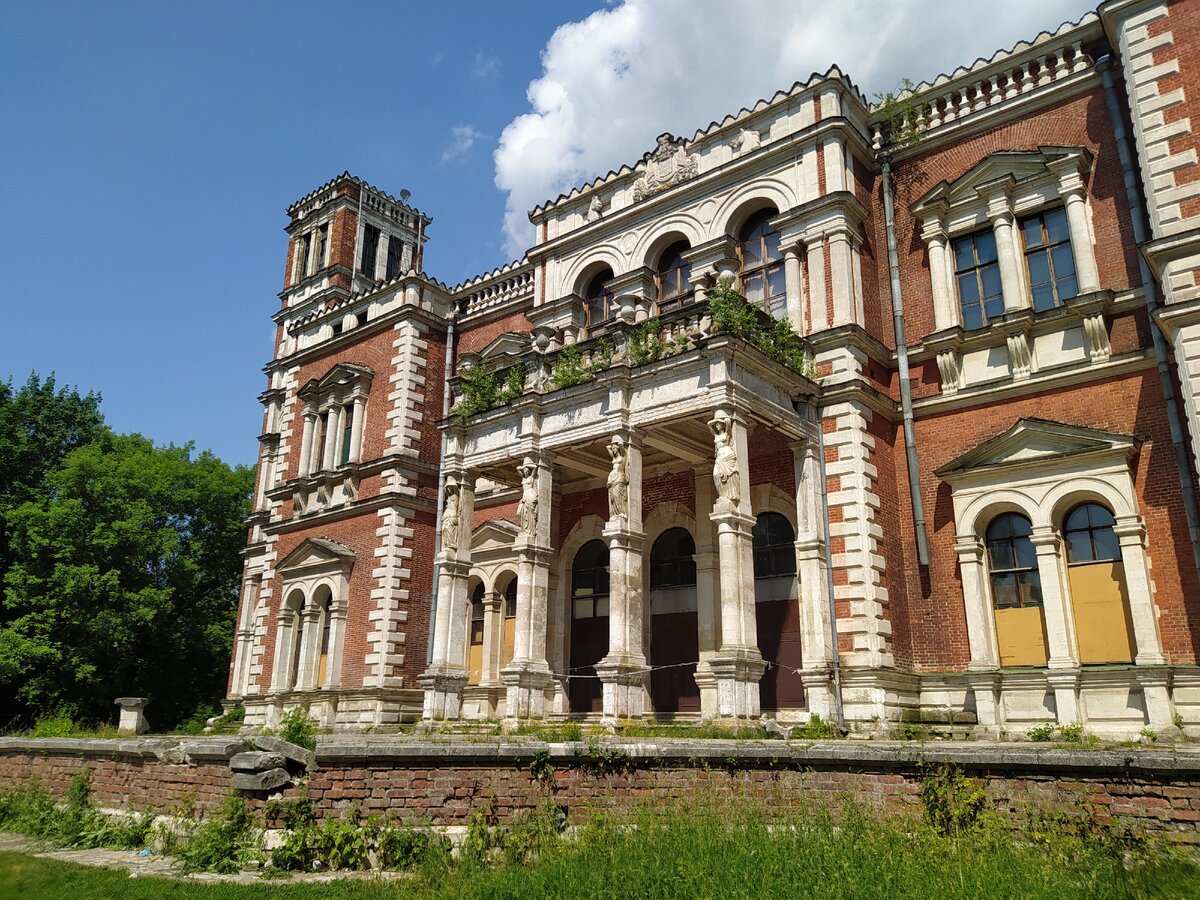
top-left (452, 362), bottom-right (525, 423)
top-left (707, 281), bottom-right (817, 378)
top-left (268, 707), bottom-right (318, 752)
top-left (2, 769), bottom-right (1197, 896)
top-left (547, 340), bottom-right (612, 390)
top-left (874, 77), bottom-right (923, 150)
top-left (0, 769), bottom-right (153, 850)
top-left (628, 317), bottom-right (690, 366)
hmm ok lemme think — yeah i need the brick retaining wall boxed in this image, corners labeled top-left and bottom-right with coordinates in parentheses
top-left (1, 737), bottom-right (1198, 843)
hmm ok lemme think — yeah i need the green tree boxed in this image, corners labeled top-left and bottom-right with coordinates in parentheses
top-left (0, 373), bottom-right (104, 575)
top-left (0, 431), bottom-right (253, 728)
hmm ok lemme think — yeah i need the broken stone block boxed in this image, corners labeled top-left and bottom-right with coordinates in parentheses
top-left (229, 751), bottom-right (286, 772)
top-left (231, 767), bottom-right (290, 792)
top-left (254, 735), bottom-right (317, 772)
top-left (114, 697), bottom-right (150, 735)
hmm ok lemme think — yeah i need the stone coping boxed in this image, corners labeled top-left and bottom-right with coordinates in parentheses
top-left (3, 735), bottom-right (1200, 777)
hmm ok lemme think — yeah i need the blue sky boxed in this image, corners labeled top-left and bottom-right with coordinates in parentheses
top-left (1, 0), bottom-right (1094, 468)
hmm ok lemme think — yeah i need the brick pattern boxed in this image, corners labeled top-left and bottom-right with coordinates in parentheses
top-left (367, 505), bottom-right (416, 688)
top-left (2, 750), bottom-right (1198, 844)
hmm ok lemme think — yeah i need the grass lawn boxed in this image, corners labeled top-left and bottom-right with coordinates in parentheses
top-left (3, 800), bottom-right (1199, 900)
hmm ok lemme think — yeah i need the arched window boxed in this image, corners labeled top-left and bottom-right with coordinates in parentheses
top-left (752, 512), bottom-right (796, 579)
top-left (572, 539), bottom-right (610, 618)
top-left (1064, 503), bottom-right (1121, 564)
top-left (315, 586), bottom-right (334, 687)
top-left (985, 513), bottom-right (1042, 609)
top-left (504, 578), bottom-right (517, 619)
top-left (738, 209), bottom-right (786, 319)
top-left (656, 240), bottom-right (693, 313)
top-left (285, 589), bottom-right (306, 690)
top-left (469, 583), bottom-right (486, 649)
top-left (650, 527), bottom-right (697, 589)
top-left (585, 268), bottom-right (615, 330)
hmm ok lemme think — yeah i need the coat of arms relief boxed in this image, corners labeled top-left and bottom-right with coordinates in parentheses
top-left (632, 133), bottom-right (699, 202)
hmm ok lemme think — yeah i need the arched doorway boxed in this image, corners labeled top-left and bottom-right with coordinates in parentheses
top-left (752, 512), bottom-right (804, 710)
top-left (467, 582), bottom-right (485, 685)
top-left (500, 576), bottom-right (518, 670)
top-left (1064, 502), bottom-right (1135, 664)
top-left (649, 527), bottom-right (700, 713)
top-left (569, 540), bottom-right (609, 713)
top-left (313, 585), bottom-right (333, 688)
top-left (986, 512), bottom-right (1048, 667)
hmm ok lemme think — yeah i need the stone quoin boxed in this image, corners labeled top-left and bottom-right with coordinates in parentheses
top-left (227, 0), bottom-right (1200, 738)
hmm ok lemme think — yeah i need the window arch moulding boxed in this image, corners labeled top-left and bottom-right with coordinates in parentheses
top-left (293, 363), bottom-right (374, 517)
top-left (271, 537), bottom-right (355, 693)
top-left (935, 418), bottom-right (1164, 673)
top-left (913, 148), bottom-right (1111, 396)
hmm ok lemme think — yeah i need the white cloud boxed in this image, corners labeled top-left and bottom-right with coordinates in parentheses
top-left (442, 124), bottom-right (485, 163)
top-left (471, 49), bottom-right (501, 79)
top-left (493, 0), bottom-right (1096, 258)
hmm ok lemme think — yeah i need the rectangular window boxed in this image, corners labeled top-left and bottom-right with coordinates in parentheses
top-left (952, 230), bottom-right (1004, 329)
top-left (360, 224), bottom-right (380, 276)
top-left (1021, 208), bottom-right (1078, 312)
top-left (340, 403), bottom-right (354, 465)
top-left (295, 233), bottom-right (312, 283)
top-left (317, 412), bottom-right (330, 469)
top-left (316, 223), bottom-right (329, 268)
top-left (386, 236), bottom-right (405, 281)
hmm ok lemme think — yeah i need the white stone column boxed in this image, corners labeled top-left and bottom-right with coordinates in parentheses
top-left (480, 590), bottom-right (503, 688)
top-left (295, 603), bottom-right (322, 690)
top-left (807, 238), bottom-right (828, 333)
top-left (322, 598), bottom-right (347, 690)
top-left (374, 228), bottom-right (389, 281)
top-left (921, 218), bottom-right (958, 330)
top-left (964, 673), bottom-right (1004, 734)
top-left (783, 243), bottom-right (806, 333)
top-left (320, 407), bottom-right (339, 472)
top-left (1113, 517), bottom-right (1167, 666)
top-left (1061, 183), bottom-right (1101, 294)
top-left (707, 409), bottom-right (766, 719)
top-left (298, 411), bottom-right (316, 476)
top-left (597, 432), bottom-right (649, 721)
top-left (348, 396), bottom-right (366, 464)
top-left (986, 192), bottom-right (1030, 312)
top-left (693, 466), bottom-right (720, 718)
top-left (954, 536), bottom-right (1001, 670)
top-left (420, 470), bottom-right (476, 720)
top-left (1031, 527), bottom-right (1081, 724)
top-left (501, 452), bottom-right (556, 719)
top-left (791, 438), bottom-right (834, 719)
top-left (828, 229), bottom-right (857, 327)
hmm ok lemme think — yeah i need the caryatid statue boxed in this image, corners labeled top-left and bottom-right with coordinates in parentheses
top-left (440, 479), bottom-right (460, 554)
top-left (517, 459), bottom-right (539, 538)
top-left (710, 413), bottom-right (741, 505)
top-left (607, 436), bottom-right (629, 521)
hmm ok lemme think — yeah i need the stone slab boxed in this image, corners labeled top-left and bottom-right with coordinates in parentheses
top-left (254, 736), bottom-right (317, 772)
top-left (229, 751), bottom-right (287, 773)
top-left (231, 767), bottom-right (291, 792)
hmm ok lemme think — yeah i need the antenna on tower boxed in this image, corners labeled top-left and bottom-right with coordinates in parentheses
top-left (400, 189), bottom-right (412, 202)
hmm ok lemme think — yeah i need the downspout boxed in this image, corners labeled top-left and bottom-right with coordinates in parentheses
top-left (1097, 55), bottom-right (1200, 577)
top-left (813, 405), bottom-right (847, 733)
top-left (881, 152), bottom-right (931, 567)
top-left (427, 311), bottom-right (457, 666)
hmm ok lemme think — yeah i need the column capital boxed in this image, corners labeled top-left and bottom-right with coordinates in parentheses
top-left (1029, 526), bottom-right (1061, 551)
top-left (953, 535), bottom-right (985, 561)
top-left (482, 590), bottom-right (504, 613)
top-left (1113, 516), bottom-right (1147, 544)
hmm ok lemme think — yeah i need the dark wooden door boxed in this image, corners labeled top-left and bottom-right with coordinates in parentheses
top-left (569, 616), bottom-right (608, 713)
top-left (650, 611), bottom-right (700, 713)
top-left (757, 599), bottom-right (805, 710)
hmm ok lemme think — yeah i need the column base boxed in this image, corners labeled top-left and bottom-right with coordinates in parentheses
top-left (418, 668), bottom-right (469, 721)
top-left (797, 668), bottom-right (835, 722)
top-left (1135, 668), bottom-right (1183, 736)
top-left (708, 650), bottom-right (767, 719)
top-left (963, 672), bottom-right (1003, 731)
top-left (500, 662), bottom-right (556, 721)
top-left (1045, 668), bottom-right (1081, 725)
top-left (595, 657), bottom-right (649, 721)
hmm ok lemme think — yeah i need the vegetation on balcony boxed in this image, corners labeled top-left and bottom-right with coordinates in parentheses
top-left (707, 281), bottom-right (817, 378)
top-left (452, 362), bottom-right (526, 424)
top-left (547, 339), bottom-right (613, 390)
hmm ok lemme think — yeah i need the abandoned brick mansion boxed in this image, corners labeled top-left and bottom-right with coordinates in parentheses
top-left (228, 0), bottom-right (1200, 738)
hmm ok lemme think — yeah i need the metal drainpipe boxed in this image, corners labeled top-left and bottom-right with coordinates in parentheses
top-left (1097, 54), bottom-right (1200, 578)
top-left (427, 312), bottom-right (457, 666)
top-left (881, 153), bottom-right (931, 567)
top-left (813, 405), bottom-right (847, 733)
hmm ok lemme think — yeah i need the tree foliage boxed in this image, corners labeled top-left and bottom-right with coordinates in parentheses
top-left (0, 377), bottom-right (253, 729)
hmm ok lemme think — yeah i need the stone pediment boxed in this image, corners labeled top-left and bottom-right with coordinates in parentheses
top-left (471, 519), bottom-right (519, 554)
top-left (299, 363), bottom-right (374, 399)
top-left (936, 419), bottom-right (1138, 478)
top-left (912, 146), bottom-right (1090, 214)
top-left (479, 333), bottom-right (529, 362)
top-left (277, 537), bottom-right (356, 573)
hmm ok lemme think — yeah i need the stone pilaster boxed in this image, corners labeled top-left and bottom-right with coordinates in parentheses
top-left (708, 409), bottom-right (766, 719)
top-left (791, 438), bottom-right (834, 718)
top-left (692, 467), bottom-right (720, 717)
top-left (597, 432), bottom-right (649, 721)
top-left (501, 452), bottom-right (556, 719)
